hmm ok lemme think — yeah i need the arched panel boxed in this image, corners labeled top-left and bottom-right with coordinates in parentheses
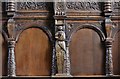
top-left (112, 31), bottom-right (120, 75)
top-left (0, 34), bottom-right (7, 76)
top-left (69, 29), bottom-right (105, 76)
top-left (15, 28), bottom-right (52, 76)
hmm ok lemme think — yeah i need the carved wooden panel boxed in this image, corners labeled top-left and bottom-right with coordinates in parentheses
top-left (1, 0), bottom-right (120, 78)
top-left (70, 29), bottom-right (105, 76)
top-left (112, 31), bottom-right (120, 75)
top-left (66, 2), bottom-right (103, 12)
top-left (15, 28), bottom-right (52, 76)
top-left (16, 2), bottom-right (53, 12)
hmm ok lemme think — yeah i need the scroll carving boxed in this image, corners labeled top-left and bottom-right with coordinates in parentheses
top-left (66, 2), bottom-right (101, 11)
top-left (17, 2), bottom-right (47, 10)
top-left (113, 1), bottom-right (120, 10)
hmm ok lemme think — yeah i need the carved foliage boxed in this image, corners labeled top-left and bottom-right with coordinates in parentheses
top-left (66, 2), bottom-right (101, 11)
top-left (113, 1), bottom-right (120, 10)
top-left (17, 2), bottom-right (47, 10)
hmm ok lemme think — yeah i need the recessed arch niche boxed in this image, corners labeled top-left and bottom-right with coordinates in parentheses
top-left (69, 28), bottom-right (105, 76)
top-left (112, 31), bottom-right (120, 75)
top-left (15, 28), bottom-right (52, 76)
top-left (0, 33), bottom-right (7, 76)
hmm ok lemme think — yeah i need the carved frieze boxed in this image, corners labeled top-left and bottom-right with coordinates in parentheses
top-left (55, 2), bottom-right (66, 15)
top-left (66, 2), bottom-right (101, 11)
top-left (16, 2), bottom-right (47, 11)
top-left (113, 1), bottom-right (120, 11)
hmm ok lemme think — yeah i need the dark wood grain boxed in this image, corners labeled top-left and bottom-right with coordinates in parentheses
top-left (69, 29), bottom-right (105, 76)
top-left (0, 34), bottom-right (8, 76)
top-left (112, 31), bottom-right (120, 75)
top-left (15, 28), bottom-right (52, 76)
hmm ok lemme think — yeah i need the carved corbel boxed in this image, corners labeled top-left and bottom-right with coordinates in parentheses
top-left (104, 0), bottom-right (114, 76)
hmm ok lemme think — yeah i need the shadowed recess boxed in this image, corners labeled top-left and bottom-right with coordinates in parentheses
top-left (15, 28), bottom-right (52, 76)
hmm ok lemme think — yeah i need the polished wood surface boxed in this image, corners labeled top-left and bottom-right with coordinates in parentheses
top-left (112, 31), bottom-right (120, 75)
top-left (1, 1), bottom-right (120, 77)
top-left (0, 34), bottom-right (7, 76)
top-left (70, 29), bottom-right (105, 76)
top-left (15, 28), bottom-right (52, 76)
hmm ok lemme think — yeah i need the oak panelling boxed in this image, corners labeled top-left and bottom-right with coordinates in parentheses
top-left (15, 28), bottom-right (52, 76)
top-left (70, 29), bottom-right (105, 76)
top-left (0, 34), bottom-right (7, 76)
top-left (112, 31), bottom-right (120, 75)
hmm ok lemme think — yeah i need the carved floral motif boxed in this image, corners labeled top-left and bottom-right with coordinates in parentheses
top-left (66, 2), bottom-right (101, 11)
top-left (17, 2), bottom-right (47, 10)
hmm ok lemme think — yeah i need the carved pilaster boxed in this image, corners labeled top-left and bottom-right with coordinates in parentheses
top-left (105, 38), bottom-right (113, 76)
top-left (7, 39), bottom-right (16, 77)
top-left (7, 18), bottom-right (16, 77)
top-left (7, 18), bottom-right (15, 38)
top-left (54, 0), bottom-right (71, 76)
top-left (104, 0), bottom-right (114, 76)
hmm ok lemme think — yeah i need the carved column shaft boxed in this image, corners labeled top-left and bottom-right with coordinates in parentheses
top-left (105, 38), bottom-right (113, 76)
top-left (7, 40), bottom-right (16, 77)
top-left (104, 0), bottom-right (113, 76)
top-left (6, 0), bottom-right (16, 75)
top-left (7, 19), bottom-right (16, 77)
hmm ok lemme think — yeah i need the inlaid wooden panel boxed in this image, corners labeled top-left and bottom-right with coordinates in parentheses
top-left (15, 28), bottom-right (52, 76)
top-left (70, 29), bottom-right (105, 76)
top-left (0, 34), bottom-right (7, 76)
top-left (112, 31), bottom-right (120, 75)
